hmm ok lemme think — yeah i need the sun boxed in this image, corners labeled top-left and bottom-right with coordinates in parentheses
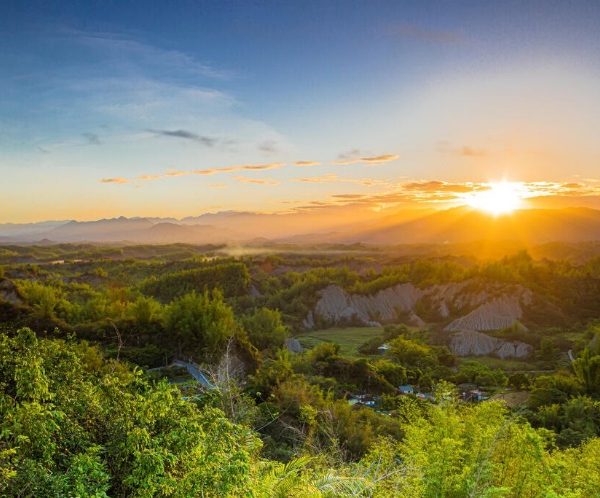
top-left (465, 181), bottom-right (524, 216)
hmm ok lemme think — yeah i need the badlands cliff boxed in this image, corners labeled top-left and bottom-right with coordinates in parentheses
top-left (305, 281), bottom-right (534, 359)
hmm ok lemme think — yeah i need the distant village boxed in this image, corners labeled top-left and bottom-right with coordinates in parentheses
top-left (348, 382), bottom-right (489, 411)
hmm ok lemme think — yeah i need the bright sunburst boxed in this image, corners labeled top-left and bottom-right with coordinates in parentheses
top-left (465, 181), bottom-right (524, 216)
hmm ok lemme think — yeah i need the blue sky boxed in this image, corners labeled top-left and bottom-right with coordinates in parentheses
top-left (2, 1), bottom-right (600, 222)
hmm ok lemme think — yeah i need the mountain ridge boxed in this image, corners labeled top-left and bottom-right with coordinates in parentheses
top-left (2, 207), bottom-right (600, 245)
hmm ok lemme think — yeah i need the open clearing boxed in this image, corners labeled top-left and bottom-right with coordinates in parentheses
top-left (296, 326), bottom-right (383, 356)
top-left (460, 355), bottom-right (554, 372)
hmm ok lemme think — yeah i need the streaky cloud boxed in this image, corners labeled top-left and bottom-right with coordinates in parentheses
top-left (295, 160), bottom-right (321, 167)
top-left (82, 132), bottom-right (101, 145)
top-left (386, 23), bottom-right (465, 45)
top-left (296, 174), bottom-right (387, 186)
top-left (403, 180), bottom-right (484, 193)
top-left (147, 129), bottom-right (218, 147)
top-left (64, 28), bottom-right (231, 80)
top-left (234, 176), bottom-right (280, 185)
top-left (333, 152), bottom-right (399, 165)
top-left (100, 177), bottom-right (129, 184)
top-left (137, 174), bottom-right (162, 181)
top-left (114, 162), bottom-right (286, 184)
top-left (258, 140), bottom-right (278, 153)
top-left (193, 162), bottom-right (283, 176)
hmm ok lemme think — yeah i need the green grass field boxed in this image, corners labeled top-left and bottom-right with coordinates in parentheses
top-left (459, 355), bottom-right (550, 372)
top-left (296, 326), bottom-right (383, 356)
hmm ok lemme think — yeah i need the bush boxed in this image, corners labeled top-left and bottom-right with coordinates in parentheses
top-left (242, 307), bottom-right (288, 351)
top-left (451, 361), bottom-right (508, 387)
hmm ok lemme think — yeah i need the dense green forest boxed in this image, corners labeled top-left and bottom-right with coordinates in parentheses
top-left (1, 243), bottom-right (600, 496)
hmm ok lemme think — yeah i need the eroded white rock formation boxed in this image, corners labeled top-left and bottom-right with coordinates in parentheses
top-left (313, 283), bottom-right (422, 327)
top-left (450, 329), bottom-right (533, 359)
top-left (444, 296), bottom-right (525, 333)
top-left (305, 280), bottom-right (534, 359)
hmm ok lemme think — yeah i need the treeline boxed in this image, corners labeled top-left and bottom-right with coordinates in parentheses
top-left (0, 243), bottom-right (225, 264)
top-left (140, 262), bottom-right (250, 302)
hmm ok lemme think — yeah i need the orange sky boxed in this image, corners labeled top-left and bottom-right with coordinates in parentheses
top-left (2, 3), bottom-right (600, 223)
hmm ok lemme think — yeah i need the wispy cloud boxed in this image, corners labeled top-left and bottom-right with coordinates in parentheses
top-left (334, 151), bottom-right (399, 165)
top-left (65, 29), bottom-right (231, 80)
top-left (82, 132), bottom-right (101, 145)
top-left (403, 180), bottom-right (484, 193)
top-left (193, 167), bottom-right (236, 175)
top-left (137, 174), bottom-right (162, 181)
top-left (296, 174), bottom-right (387, 186)
top-left (147, 129), bottom-right (218, 147)
top-left (523, 181), bottom-right (600, 197)
top-left (100, 177), bottom-right (129, 184)
top-left (289, 178), bottom-right (600, 214)
top-left (561, 182), bottom-right (583, 190)
top-left (102, 162), bottom-right (285, 185)
top-left (295, 160), bottom-right (321, 167)
top-left (359, 178), bottom-right (386, 186)
top-left (437, 141), bottom-right (488, 158)
top-left (296, 174), bottom-right (339, 183)
top-left (332, 193), bottom-right (366, 199)
top-left (458, 146), bottom-right (487, 158)
top-left (258, 140), bottom-right (278, 154)
top-left (164, 170), bottom-right (188, 177)
top-left (13, 27), bottom-right (300, 201)
top-left (65, 77), bottom-right (234, 124)
top-left (396, 179), bottom-right (600, 207)
top-left (100, 154), bottom-right (397, 186)
top-left (234, 176), bottom-right (280, 185)
top-left (362, 154), bottom-right (400, 164)
top-left (386, 23), bottom-right (465, 45)
top-left (240, 163), bottom-right (283, 171)
top-left (193, 162), bottom-right (283, 176)
top-left (336, 149), bottom-right (362, 163)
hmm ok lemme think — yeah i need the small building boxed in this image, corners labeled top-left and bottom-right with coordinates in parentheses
top-left (469, 389), bottom-right (488, 402)
top-left (399, 384), bottom-right (414, 395)
top-left (460, 389), bottom-right (488, 402)
top-left (348, 393), bottom-right (379, 408)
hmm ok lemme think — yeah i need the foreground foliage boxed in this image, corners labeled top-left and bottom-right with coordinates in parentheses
top-left (0, 329), bottom-right (259, 497)
top-left (1, 329), bottom-right (599, 497)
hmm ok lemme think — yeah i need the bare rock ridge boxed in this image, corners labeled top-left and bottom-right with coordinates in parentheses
top-left (444, 296), bottom-right (528, 332)
top-left (0, 278), bottom-right (24, 306)
top-left (450, 330), bottom-right (533, 359)
top-left (306, 281), bottom-right (533, 359)
top-left (312, 283), bottom-right (422, 328)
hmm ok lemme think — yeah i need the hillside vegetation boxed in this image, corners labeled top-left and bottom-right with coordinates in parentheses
top-left (0, 245), bottom-right (600, 496)
top-left (1, 329), bottom-right (599, 497)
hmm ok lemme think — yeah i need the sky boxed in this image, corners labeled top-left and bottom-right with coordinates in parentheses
top-left (2, 0), bottom-right (600, 223)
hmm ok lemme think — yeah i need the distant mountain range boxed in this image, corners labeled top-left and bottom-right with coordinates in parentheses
top-left (2, 207), bottom-right (600, 246)
top-left (341, 206), bottom-right (600, 245)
